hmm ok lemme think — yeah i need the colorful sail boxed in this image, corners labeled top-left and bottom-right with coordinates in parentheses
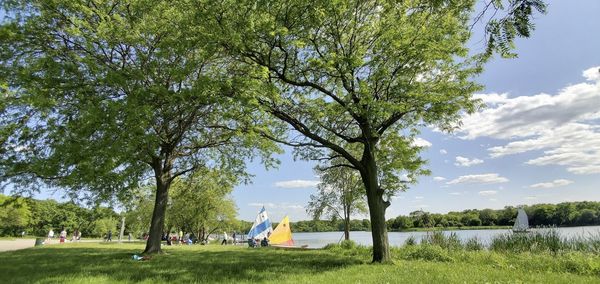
top-left (247, 207), bottom-right (273, 240)
top-left (269, 216), bottom-right (294, 246)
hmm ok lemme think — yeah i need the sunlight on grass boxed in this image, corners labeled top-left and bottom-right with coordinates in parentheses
top-left (1, 242), bottom-right (599, 283)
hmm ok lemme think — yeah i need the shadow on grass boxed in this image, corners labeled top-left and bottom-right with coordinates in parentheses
top-left (0, 244), bottom-right (362, 283)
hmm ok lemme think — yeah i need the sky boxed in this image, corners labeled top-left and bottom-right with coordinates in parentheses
top-left (3, 1), bottom-right (600, 222)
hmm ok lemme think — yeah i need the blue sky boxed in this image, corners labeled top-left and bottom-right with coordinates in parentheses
top-left (233, 0), bottom-right (600, 221)
top-left (4, 1), bottom-right (600, 222)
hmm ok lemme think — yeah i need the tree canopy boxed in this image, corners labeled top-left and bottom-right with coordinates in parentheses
top-left (0, 0), bottom-right (279, 253)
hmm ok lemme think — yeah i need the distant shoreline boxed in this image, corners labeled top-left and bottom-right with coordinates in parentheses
top-left (292, 225), bottom-right (600, 233)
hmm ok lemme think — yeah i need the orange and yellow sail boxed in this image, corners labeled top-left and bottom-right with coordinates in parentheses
top-left (268, 216), bottom-right (294, 246)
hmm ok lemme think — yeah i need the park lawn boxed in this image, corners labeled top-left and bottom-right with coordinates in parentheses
top-left (0, 243), bottom-right (599, 283)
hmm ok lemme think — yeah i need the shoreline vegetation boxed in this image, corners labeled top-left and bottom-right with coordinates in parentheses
top-left (2, 229), bottom-right (600, 283)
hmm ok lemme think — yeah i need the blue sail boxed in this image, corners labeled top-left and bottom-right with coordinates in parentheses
top-left (247, 206), bottom-right (273, 239)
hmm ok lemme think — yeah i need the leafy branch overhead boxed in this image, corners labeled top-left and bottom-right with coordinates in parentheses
top-left (0, 0), bottom-right (280, 254)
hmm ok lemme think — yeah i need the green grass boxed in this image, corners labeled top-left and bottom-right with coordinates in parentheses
top-left (1, 242), bottom-right (599, 283)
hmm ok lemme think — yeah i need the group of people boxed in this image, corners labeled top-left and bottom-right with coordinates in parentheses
top-left (220, 232), bottom-right (238, 245)
top-left (248, 237), bottom-right (269, 248)
top-left (47, 228), bottom-right (81, 243)
top-left (162, 231), bottom-right (193, 245)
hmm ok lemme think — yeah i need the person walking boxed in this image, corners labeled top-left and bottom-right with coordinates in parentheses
top-left (107, 230), bottom-right (112, 242)
top-left (221, 231), bottom-right (228, 245)
top-left (47, 229), bottom-right (54, 242)
top-left (60, 229), bottom-right (67, 244)
top-left (72, 229), bottom-right (79, 242)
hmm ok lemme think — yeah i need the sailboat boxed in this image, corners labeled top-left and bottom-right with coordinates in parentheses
top-left (247, 208), bottom-right (308, 249)
top-left (512, 208), bottom-right (530, 233)
top-left (269, 215), bottom-right (295, 246)
top-left (247, 207), bottom-right (273, 241)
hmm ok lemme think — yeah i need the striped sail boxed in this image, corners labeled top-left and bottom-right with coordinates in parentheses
top-left (247, 206), bottom-right (273, 239)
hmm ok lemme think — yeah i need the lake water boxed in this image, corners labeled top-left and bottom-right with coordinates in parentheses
top-left (292, 226), bottom-right (600, 248)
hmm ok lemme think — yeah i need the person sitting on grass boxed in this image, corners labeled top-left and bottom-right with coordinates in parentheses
top-left (260, 237), bottom-right (269, 247)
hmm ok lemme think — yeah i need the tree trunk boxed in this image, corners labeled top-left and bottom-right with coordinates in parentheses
top-left (344, 218), bottom-right (350, 241)
top-left (361, 148), bottom-right (391, 263)
top-left (344, 206), bottom-right (350, 241)
top-left (143, 174), bottom-right (170, 254)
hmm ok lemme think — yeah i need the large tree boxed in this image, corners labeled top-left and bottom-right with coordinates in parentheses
top-left (308, 159), bottom-right (367, 241)
top-left (0, 0), bottom-right (278, 253)
top-left (168, 168), bottom-right (238, 243)
top-left (209, 0), bottom-right (544, 262)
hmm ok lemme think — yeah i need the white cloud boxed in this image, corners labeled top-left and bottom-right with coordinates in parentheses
top-left (415, 196), bottom-right (424, 200)
top-left (433, 176), bottom-right (446, 181)
top-left (473, 92), bottom-right (509, 105)
top-left (439, 149), bottom-right (448, 155)
top-left (274, 180), bottom-right (320, 189)
top-left (446, 173), bottom-right (509, 185)
top-left (458, 66), bottom-right (600, 175)
top-left (412, 137), bottom-right (432, 148)
top-left (478, 190), bottom-right (498, 196)
top-left (583, 66), bottom-right (600, 81)
top-left (529, 179), bottom-right (574, 189)
top-left (454, 156), bottom-right (484, 167)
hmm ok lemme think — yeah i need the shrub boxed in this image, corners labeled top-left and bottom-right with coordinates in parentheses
top-left (340, 239), bottom-right (357, 250)
top-left (405, 245), bottom-right (454, 262)
top-left (404, 236), bottom-right (417, 246)
top-left (465, 237), bottom-right (483, 251)
top-left (421, 231), bottom-right (462, 250)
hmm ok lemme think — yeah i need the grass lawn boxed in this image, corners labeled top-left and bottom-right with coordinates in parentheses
top-left (1, 242), bottom-right (599, 283)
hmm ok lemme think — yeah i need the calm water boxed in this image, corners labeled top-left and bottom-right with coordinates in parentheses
top-left (292, 226), bottom-right (600, 248)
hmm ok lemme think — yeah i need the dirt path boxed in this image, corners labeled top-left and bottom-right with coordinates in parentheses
top-left (0, 238), bottom-right (110, 252)
top-left (0, 239), bottom-right (37, 252)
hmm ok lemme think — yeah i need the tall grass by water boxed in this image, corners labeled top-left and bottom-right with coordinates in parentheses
top-left (490, 228), bottom-right (600, 253)
top-left (396, 228), bottom-right (600, 254)
top-left (323, 230), bottom-right (600, 277)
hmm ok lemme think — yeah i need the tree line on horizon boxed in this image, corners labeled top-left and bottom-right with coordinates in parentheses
top-left (386, 201), bottom-right (600, 231)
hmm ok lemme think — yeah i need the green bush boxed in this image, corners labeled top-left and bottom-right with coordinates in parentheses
top-left (404, 236), bottom-right (416, 246)
top-left (421, 231), bottom-right (462, 250)
top-left (405, 245), bottom-right (454, 262)
top-left (465, 237), bottom-right (483, 251)
top-left (340, 240), bottom-right (357, 250)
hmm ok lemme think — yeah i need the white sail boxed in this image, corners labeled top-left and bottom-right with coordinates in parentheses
top-left (247, 206), bottom-right (273, 239)
top-left (513, 208), bottom-right (529, 232)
